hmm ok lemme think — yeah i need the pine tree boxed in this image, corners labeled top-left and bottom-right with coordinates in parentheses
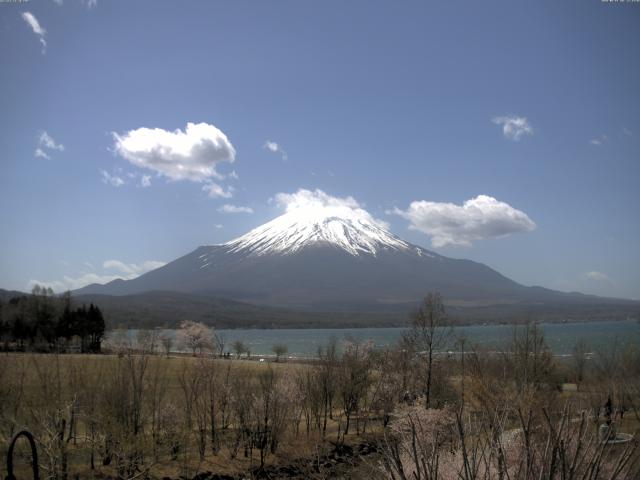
top-left (86, 304), bottom-right (105, 352)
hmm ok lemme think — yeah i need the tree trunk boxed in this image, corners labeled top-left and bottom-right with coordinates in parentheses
top-left (426, 345), bottom-right (433, 408)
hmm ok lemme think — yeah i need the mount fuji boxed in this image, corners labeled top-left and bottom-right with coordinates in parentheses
top-left (74, 201), bottom-right (637, 323)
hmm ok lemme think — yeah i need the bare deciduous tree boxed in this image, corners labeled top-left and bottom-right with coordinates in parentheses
top-left (338, 338), bottom-right (373, 435)
top-left (160, 332), bottom-right (174, 357)
top-left (317, 337), bottom-right (338, 437)
top-left (509, 322), bottom-right (554, 399)
top-left (272, 343), bottom-right (288, 362)
top-left (137, 328), bottom-right (159, 354)
top-left (232, 340), bottom-right (247, 359)
top-left (572, 338), bottom-right (589, 384)
top-left (406, 292), bottom-right (451, 408)
top-left (214, 332), bottom-right (226, 358)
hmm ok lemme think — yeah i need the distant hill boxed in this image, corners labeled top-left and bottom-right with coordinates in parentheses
top-left (0, 289), bottom-right (27, 303)
top-left (2, 288), bottom-right (637, 329)
top-left (72, 290), bottom-right (384, 329)
top-left (76, 290), bottom-right (639, 329)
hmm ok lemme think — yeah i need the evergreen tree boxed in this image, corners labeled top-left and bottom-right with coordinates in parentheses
top-left (86, 303), bottom-right (105, 352)
top-left (74, 305), bottom-right (89, 352)
top-left (0, 299), bottom-right (5, 339)
top-left (11, 311), bottom-right (29, 350)
top-left (56, 304), bottom-right (75, 343)
top-left (0, 288), bottom-right (106, 353)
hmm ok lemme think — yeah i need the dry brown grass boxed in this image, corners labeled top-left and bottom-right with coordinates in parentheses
top-left (0, 352), bottom-right (378, 480)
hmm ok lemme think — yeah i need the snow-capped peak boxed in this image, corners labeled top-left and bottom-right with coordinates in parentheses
top-left (223, 203), bottom-right (410, 257)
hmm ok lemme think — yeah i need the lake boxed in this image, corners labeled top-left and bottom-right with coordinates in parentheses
top-left (118, 319), bottom-right (640, 359)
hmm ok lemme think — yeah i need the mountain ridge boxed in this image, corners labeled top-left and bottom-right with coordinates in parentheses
top-left (72, 206), bottom-right (638, 319)
top-left (2, 287), bottom-right (637, 330)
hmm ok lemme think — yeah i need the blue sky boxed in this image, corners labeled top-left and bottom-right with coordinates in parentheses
top-left (1, 0), bottom-right (639, 299)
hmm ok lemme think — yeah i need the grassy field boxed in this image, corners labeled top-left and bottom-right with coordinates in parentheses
top-left (0, 351), bottom-right (383, 480)
top-left (0, 333), bottom-right (638, 480)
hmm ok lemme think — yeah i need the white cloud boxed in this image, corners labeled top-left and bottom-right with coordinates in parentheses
top-left (103, 259), bottom-right (166, 276)
top-left (100, 169), bottom-right (124, 187)
top-left (29, 274), bottom-right (121, 293)
top-left (35, 131), bottom-right (64, 158)
top-left (28, 258), bottom-right (165, 293)
top-left (21, 12), bottom-right (45, 36)
top-left (492, 116), bottom-right (533, 141)
top-left (263, 140), bottom-right (288, 161)
top-left (275, 189), bottom-right (360, 211)
top-left (40, 131), bottom-right (64, 151)
top-left (217, 204), bottom-right (254, 214)
top-left (274, 188), bottom-right (389, 228)
top-left (202, 182), bottom-right (233, 198)
top-left (21, 12), bottom-right (47, 54)
top-left (214, 224), bottom-right (223, 229)
top-left (622, 127), bottom-right (632, 136)
top-left (35, 148), bottom-right (50, 159)
top-left (589, 134), bottom-right (608, 146)
top-left (584, 271), bottom-right (612, 283)
top-left (389, 195), bottom-right (536, 247)
top-left (113, 122), bottom-right (236, 183)
top-left (34, 131), bottom-right (64, 159)
top-left (52, 0), bottom-right (97, 8)
top-left (140, 174), bottom-right (151, 188)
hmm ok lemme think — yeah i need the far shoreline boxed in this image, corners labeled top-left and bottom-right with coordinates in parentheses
top-left (113, 315), bottom-right (638, 331)
top-left (107, 318), bottom-right (640, 358)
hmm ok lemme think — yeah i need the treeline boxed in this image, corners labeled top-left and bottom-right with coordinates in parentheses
top-left (0, 285), bottom-right (105, 352)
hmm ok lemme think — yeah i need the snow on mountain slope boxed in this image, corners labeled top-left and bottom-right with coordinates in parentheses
top-left (223, 202), bottom-right (410, 256)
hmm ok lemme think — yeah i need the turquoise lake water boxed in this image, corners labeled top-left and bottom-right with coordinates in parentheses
top-left (121, 319), bottom-right (640, 358)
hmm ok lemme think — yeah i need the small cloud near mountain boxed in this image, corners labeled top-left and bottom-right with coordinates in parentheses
top-left (584, 271), bottom-right (613, 283)
top-left (218, 204), bottom-right (254, 214)
top-left (29, 259), bottom-right (166, 293)
top-left (389, 195), bottom-right (536, 248)
top-left (274, 188), bottom-right (389, 229)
